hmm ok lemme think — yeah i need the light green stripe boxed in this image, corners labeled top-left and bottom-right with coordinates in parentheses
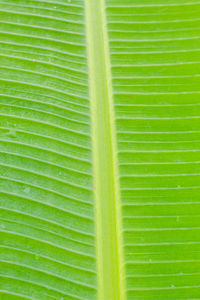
top-left (85, 0), bottom-right (126, 299)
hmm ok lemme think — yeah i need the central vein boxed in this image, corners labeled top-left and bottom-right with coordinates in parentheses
top-left (85, 0), bottom-right (126, 299)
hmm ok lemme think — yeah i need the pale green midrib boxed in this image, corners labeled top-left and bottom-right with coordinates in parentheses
top-left (85, 0), bottom-right (126, 299)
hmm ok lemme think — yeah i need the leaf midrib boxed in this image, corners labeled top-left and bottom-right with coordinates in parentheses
top-left (85, 0), bottom-right (126, 299)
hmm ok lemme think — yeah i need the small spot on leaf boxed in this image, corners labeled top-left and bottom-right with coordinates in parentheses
top-left (24, 187), bottom-right (30, 194)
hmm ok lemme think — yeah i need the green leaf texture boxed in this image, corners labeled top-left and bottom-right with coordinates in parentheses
top-left (0, 0), bottom-right (200, 299)
top-left (107, 1), bottom-right (200, 298)
top-left (0, 1), bottom-right (96, 299)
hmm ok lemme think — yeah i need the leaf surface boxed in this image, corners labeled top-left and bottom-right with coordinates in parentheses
top-left (0, 0), bottom-right (200, 299)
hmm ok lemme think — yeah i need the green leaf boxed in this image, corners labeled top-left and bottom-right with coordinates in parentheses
top-left (0, 0), bottom-right (200, 299)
